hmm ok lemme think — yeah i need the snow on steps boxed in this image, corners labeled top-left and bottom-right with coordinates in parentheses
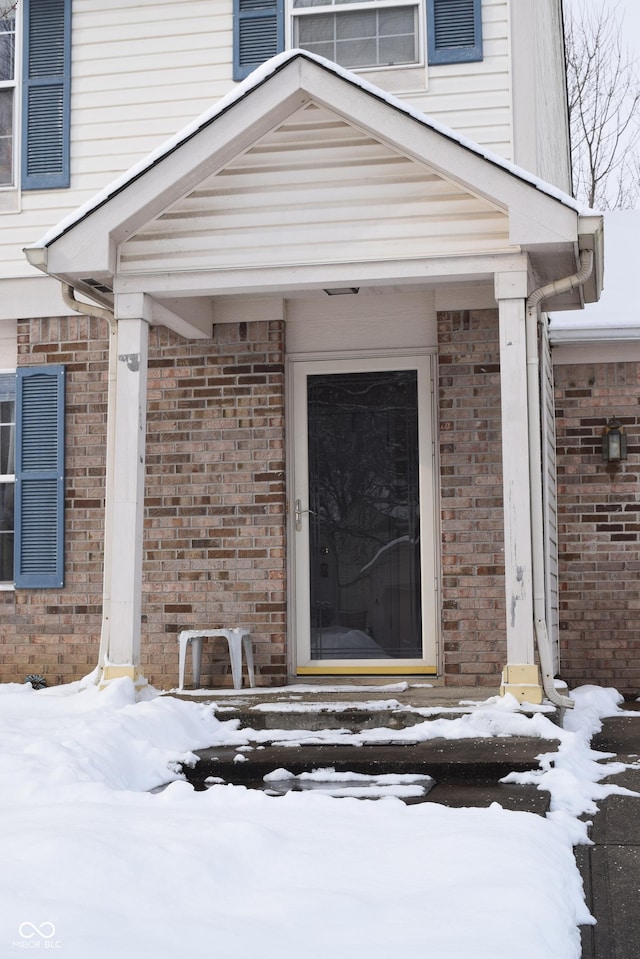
top-left (175, 683), bottom-right (560, 812)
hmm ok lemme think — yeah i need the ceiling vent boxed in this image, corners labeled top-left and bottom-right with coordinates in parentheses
top-left (81, 277), bottom-right (113, 295)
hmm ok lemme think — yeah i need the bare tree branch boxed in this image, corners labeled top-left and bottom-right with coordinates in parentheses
top-left (565, 1), bottom-right (640, 209)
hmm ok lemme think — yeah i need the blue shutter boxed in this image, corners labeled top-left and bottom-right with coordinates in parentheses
top-left (21, 0), bottom-right (72, 190)
top-left (14, 367), bottom-right (65, 588)
top-left (428, 0), bottom-right (483, 65)
top-left (233, 0), bottom-right (284, 82)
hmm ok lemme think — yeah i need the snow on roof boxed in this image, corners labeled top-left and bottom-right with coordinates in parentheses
top-left (30, 50), bottom-right (591, 253)
top-left (550, 209), bottom-right (640, 335)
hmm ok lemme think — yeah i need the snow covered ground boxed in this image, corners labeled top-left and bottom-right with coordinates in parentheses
top-left (0, 677), bottom-right (634, 958)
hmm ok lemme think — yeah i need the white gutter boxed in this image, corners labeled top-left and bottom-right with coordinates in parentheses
top-left (60, 285), bottom-right (117, 682)
top-left (550, 325), bottom-right (640, 345)
top-left (525, 249), bottom-right (594, 711)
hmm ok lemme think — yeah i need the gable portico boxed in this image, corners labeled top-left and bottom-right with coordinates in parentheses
top-left (24, 52), bottom-right (602, 698)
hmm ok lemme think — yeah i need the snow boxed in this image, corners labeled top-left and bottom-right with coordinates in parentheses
top-left (177, 681), bottom-right (414, 696)
top-left (0, 677), bottom-right (634, 958)
top-left (262, 767), bottom-right (435, 799)
top-left (250, 698), bottom-right (405, 713)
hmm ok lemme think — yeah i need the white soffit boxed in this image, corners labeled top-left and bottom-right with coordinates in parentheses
top-left (118, 102), bottom-right (513, 275)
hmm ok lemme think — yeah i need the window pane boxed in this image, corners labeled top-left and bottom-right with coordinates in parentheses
top-left (0, 372), bottom-right (15, 403)
top-left (295, 6), bottom-right (417, 69)
top-left (336, 11), bottom-right (376, 40)
top-left (0, 378), bottom-right (15, 475)
top-left (339, 38), bottom-right (377, 67)
top-left (379, 33), bottom-right (416, 64)
top-left (379, 7), bottom-right (415, 32)
top-left (294, 0), bottom-right (362, 6)
top-left (299, 40), bottom-right (336, 58)
top-left (0, 374), bottom-right (15, 580)
top-left (0, 483), bottom-right (13, 581)
top-left (0, 420), bottom-right (14, 473)
top-left (294, 0), bottom-right (391, 5)
top-left (0, 87), bottom-right (13, 185)
top-left (0, 13), bottom-right (15, 83)
top-left (298, 14), bottom-right (334, 43)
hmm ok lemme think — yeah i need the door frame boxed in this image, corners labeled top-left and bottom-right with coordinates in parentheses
top-left (287, 349), bottom-right (440, 676)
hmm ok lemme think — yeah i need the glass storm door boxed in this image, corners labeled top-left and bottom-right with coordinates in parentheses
top-left (292, 356), bottom-right (437, 674)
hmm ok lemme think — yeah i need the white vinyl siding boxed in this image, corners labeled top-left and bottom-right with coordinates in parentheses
top-left (2, 1), bottom-right (238, 277)
top-left (540, 319), bottom-right (559, 674)
top-left (0, 0), bottom-right (516, 281)
top-left (533, 0), bottom-right (571, 192)
top-left (407, 0), bottom-right (510, 156)
top-left (118, 102), bottom-right (513, 276)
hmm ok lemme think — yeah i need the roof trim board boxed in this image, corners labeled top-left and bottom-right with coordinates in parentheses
top-left (23, 50), bottom-right (602, 308)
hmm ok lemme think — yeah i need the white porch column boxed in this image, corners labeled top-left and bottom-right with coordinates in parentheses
top-left (101, 293), bottom-right (151, 683)
top-left (495, 272), bottom-right (542, 703)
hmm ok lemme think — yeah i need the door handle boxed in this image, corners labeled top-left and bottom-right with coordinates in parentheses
top-left (295, 498), bottom-right (316, 532)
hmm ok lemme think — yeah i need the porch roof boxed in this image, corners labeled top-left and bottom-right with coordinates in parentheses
top-left (24, 50), bottom-right (603, 336)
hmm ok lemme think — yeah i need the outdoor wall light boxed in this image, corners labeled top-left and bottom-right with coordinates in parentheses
top-left (602, 419), bottom-right (627, 462)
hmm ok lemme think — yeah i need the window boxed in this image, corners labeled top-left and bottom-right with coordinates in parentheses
top-left (292, 0), bottom-right (420, 71)
top-left (14, 366), bottom-right (65, 589)
top-left (0, 371), bottom-right (15, 584)
top-left (233, 1), bottom-right (483, 79)
top-left (427, 0), bottom-right (482, 65)
top-left (0, 7), bottom-right (16, 186)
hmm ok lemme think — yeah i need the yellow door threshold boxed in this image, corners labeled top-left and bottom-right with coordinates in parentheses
top-left (297, 665), bottom-right (438, 676)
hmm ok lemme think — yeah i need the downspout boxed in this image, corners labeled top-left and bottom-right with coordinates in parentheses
top-left (525, 249), bottom-right (594, 711)
top-left (61, 284), bottom-right (117, 681)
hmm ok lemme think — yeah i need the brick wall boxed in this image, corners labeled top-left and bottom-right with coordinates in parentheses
top-left (0, 315), bottom-right (286, 688)
top-left (142, 320), bottom-right (286, 687)
top-left (3, 305), bottom-right (513, 690)
top-left (0, 314), bottom-right (110, 684)
top-left (555, 361), bottom-right (640, 695)
top-left (438, 309), bottom-right (507, 686)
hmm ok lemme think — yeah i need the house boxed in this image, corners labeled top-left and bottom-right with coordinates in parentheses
top-left (0, 0), bottom-right (618, 702)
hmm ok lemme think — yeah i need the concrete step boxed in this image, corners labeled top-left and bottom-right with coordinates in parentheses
top-left (210, 701), bottom-right (472, 732)
top-left (175, 684), bottom-right (558, 812)
top-left (175, 682), bottom-right (560, 733)
top-left (179, 736), bottom-right (557, 813)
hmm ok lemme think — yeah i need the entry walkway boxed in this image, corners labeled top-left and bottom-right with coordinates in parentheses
top-left (579, 707), bottom-right (640, 959)
top-left (175, 680), bottom-right (640, 955)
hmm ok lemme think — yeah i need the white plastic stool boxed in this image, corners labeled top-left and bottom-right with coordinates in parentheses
top-left (178, 628), bottom-right (255, 691)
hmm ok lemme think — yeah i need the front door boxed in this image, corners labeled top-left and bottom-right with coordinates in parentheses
top-left (291, 355), bottom-right (438, 675)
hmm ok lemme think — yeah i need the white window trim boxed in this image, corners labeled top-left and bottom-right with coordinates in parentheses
top-left (287, 0), bottom-right (425, 74)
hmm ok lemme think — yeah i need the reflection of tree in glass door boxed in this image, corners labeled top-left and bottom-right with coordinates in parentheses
top-left (307, 369), bottom-right (422, 660)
